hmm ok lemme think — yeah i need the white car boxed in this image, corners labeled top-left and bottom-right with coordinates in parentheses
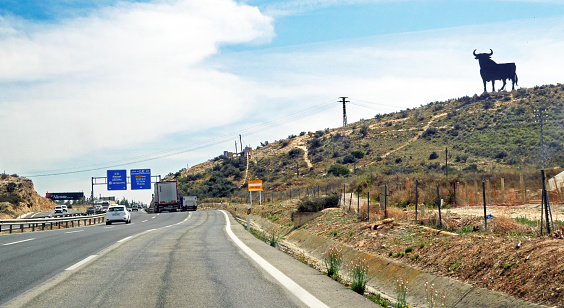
top-left (54, 205), bottom-right (67, 213)
top-left (105, 205), bottom-right (131, 225)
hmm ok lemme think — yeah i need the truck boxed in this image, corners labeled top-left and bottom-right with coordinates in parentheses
top-left (153, 181), bottom-right (181, 213)
top-left (182, 196), bottom-right (198, 211)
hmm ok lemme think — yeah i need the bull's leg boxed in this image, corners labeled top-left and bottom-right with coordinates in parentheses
top-left (511, 77), bottom-right (515, 90)
top-left (491, 80), bottom-right (495, 92)
top-left (483, 80), bottom-right (487, 93)
top-left (499, 79), bottom-right (507, 91)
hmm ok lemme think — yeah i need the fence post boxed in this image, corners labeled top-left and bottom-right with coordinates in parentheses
top-left (384, 185), bottom-right (388, 219)
top-left (367, 191), bottom-right (370, 221)
top-left (483, 181), bottom-right (487, 231)
top-left (437, 185), bottom-right (442, 229)
top-left (349, 190), bottom-right (353, 212)
top-left (415, 180), bottom-right (418, 222)
top-left (357, 192), bottom-right (360, 216)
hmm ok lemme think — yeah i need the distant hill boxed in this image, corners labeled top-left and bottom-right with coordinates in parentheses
top-left (170, 84), bottom-right (564, 200)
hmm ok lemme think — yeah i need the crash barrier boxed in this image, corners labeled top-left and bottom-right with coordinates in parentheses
top-left (0, 214), bottom-right (106, 234)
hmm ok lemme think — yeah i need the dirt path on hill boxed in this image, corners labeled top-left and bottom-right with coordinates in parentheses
top-left (381, 113), bottom-right (447, 158)
top-left (296, 145), bottom-right (313, 169)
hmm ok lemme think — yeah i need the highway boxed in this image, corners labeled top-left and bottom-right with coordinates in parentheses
top-left (0, 210), bottom-right (378, 307)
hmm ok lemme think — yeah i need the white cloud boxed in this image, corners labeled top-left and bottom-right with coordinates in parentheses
top-left (0, 0), bottom-right (273, 171)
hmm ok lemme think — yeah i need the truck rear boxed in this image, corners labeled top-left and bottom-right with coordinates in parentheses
top-left (153, 181), bottom-right (180, 213)
top-left (182, 196), bottom-right (198, 211)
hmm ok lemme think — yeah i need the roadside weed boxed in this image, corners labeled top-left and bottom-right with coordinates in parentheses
top-left (323, 246), bottom-right (343, 278)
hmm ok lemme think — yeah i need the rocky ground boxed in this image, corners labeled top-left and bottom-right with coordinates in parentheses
top-left (0, 174), bottom-right (56, 219)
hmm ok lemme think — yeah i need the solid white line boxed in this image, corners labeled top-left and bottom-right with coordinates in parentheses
top-left (65, 230), bottom-right (84, 234)
top-left (221, 211), bottom-right (329, 308)
top-left (118, 236), bottom-right (133, 243)
top-left (66, 255), bottom-right (97, 271)
top-left (141, 220), bottom-right (148, 223)
top-left (3, 238), bottom-right (36, 246)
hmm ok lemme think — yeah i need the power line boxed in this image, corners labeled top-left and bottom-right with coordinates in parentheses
top-left (22, 99), bottom-right (337, 177)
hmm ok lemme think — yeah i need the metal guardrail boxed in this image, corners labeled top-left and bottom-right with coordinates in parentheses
top-left (0, 214), bottom-right (106, 234)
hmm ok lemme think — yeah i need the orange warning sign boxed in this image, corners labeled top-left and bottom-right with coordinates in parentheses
top-left (247, 180), bottom-right (263, 192)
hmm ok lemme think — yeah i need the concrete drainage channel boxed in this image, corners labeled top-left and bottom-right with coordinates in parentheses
top-left (238, 214), bottom-right (547, 308)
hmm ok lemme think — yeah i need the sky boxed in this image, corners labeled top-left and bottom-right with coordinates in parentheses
top-left (1, 0), bottom-right (564, 204)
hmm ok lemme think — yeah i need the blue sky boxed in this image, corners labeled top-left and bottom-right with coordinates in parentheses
top-left (1, 0), bottom-right (563, 203)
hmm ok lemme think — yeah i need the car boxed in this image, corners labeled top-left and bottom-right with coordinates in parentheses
top-left (131, 205), bottom-right (139, 211)
top-left (61, 205), bottom-right (68, 212)
top-left (105, 205), bottom-right (131, 225)
top-left (54, 205), bottom-right (64, 214)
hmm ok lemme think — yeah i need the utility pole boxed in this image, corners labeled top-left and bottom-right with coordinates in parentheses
top-left (538, 109), bottom-right (546, 169)
top-left (340, 97), bottom-right (349, 127)
top-left (239, 134), bottom-right (243, 153)
top-left (445, 147), bottom-right (448, 177)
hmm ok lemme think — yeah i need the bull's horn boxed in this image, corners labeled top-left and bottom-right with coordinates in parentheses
top-left (489, 49), bottom-right (493, 56)
top-left (473, 49), bottom-right (477, 56)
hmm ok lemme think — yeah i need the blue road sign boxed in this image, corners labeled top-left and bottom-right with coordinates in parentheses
top-left (107, 170), bottom-right (127, 190)
top-left (131, 169), bottom-right (151, 190)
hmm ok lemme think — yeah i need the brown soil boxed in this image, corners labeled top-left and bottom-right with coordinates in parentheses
top-left (224, 199), bottom-right (564, 308)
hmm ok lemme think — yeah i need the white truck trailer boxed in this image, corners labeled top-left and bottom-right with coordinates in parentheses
top-left (182, 196), bottom-right (198, 211)
top-left (153, 181), bottom-right (181, 213)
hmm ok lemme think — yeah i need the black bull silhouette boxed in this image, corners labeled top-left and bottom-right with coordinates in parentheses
top-left (474, 49), bottom-right (518, 92)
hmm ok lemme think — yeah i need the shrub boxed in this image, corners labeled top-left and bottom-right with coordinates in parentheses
top-left (288, 148), bottom-right (302, 158)
top-left (429, 152), bottom-right (439, 160)
top-left (343, 155), bottom-right (357, 164)
top-left (309, 138), bottom-right (323, 149)
top-left (327, 164), bottom-right (350, 177)
top-left (359, 124), bottom-right (369, 137)
top-left (351, 150), bottom-right (365, 159)
top-left (422, 127), bottom-right (437, 138)
top-left (296, 195), bottom-right (340, 212)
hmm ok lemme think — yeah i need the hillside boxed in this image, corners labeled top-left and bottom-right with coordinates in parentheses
top-left (0, 174), bottom-right (56, 219)
top-left (172, 84), bottom-right (564, 200)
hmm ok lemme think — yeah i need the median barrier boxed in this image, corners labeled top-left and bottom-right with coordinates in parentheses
top-left (0, 214), bottom-right (106, 234)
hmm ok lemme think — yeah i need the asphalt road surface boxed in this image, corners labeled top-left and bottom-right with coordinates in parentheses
top-left (1, 210), bottom-right (378, 308)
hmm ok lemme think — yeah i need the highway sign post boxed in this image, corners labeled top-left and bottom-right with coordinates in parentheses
top-left (107, 170), bottom-right (127, 190)
top-left (131, 169), bottom-right (151, 190)
top-left (247, 180), bottom-right (263, 231)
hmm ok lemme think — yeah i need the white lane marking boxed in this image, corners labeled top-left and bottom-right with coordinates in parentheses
top-left (118, 236), bottom-right (133, 243)
top-left (141, 220), bottom-right (148, 223)
top-left (65, 230), bottom-right (84, 234)
top-left (221, 211), bottom-right (328, 308)
top-left (66, 255), bottom-right (98, 271)
top-left (3, 238), bottom-right (36, 246)
top-left (104, 227), bottom-right (114, 229)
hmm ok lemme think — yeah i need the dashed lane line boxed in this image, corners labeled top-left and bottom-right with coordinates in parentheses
top-left (66, 255), bottom-right (98, 271)
top-left (3, 238), bottom-right (36, 246)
